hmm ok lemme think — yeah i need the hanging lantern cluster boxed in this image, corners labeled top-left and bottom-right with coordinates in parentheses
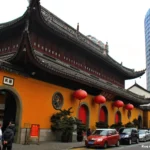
top-left (125, 103), bottom-right (134, 110)
top-left (113, 100), bottom-right (124, 109)
top-left (73, 89), bottom-right (87, 100)
top-left (73, 89), bottom-right (134, 111)
top-left (94, 95), bottom-right (106, 104)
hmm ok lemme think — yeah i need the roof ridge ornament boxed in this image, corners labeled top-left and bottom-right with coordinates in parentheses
top-left (77, 23), bottom-right (79, 32)
top-left (76, 23), bottom-right (80, 38)
top-left (103, 42), bottom-right (109, 55)
top-left (27, 0), bottom-right (40, 8)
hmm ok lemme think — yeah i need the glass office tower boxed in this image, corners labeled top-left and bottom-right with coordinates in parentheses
top-left (145, 9), bottom-right (150, 90)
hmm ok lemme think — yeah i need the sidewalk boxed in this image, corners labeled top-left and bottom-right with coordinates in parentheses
top-left (13, 141), bottom-right (85, 150)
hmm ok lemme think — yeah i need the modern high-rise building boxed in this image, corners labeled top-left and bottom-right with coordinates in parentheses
top-left (144, 9), bottom-right (150, 90)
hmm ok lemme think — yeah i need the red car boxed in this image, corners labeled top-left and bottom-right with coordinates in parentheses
top-left (85, 128), bottom-right (120, 148)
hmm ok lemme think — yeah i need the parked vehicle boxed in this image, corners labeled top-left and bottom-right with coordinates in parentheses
top-left (138, 129), bottom-right (150, 142)
top-left (119, 128), bottom-right (139, 144)
top-left (85, 128), bottom-right (120, 148)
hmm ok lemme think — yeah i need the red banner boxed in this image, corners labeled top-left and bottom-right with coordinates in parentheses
top-left (30, 124), bottom-right (40, 137)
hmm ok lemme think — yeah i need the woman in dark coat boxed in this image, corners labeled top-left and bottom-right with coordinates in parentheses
top-left (86, 128), bottom-right (91, 137)
top-left (2, 125), bottom-right (14, 150)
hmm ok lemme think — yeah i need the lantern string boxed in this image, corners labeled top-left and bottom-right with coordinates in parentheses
top-left (79, 100), bottom-right (81, 106)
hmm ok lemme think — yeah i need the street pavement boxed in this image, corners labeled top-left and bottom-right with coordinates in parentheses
top-left (71, 141), bottom-right (150, 150)
top-left (12, 141), bottom-right (85, 150)
top-left (11, 141), bottom-right (150, 150)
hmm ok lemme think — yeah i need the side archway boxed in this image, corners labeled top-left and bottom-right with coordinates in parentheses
top-left (99, 105), bottom-right (108, 123)
top-left (138, 115), bottom-right (142, 128)
top-left (0, 85), bottom-right (22, 143)
top-left (78, 103), bottom-right (89, 127)
top-left (115, 111), bottom-right (121, 123)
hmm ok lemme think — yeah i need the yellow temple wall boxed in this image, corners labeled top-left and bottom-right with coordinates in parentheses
top-left (0, 70), bottom-right (144, 129)
top-left (143, 111), bottom-right (150, 128)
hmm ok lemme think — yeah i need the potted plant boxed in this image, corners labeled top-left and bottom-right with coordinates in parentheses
top-left (132, 118), bottom-right (139, 128)
top-left (110, 122), bottom-right (124, 131)
top-left (50, 107), bottom-right (85, 142)
top-left (50, 110), bottom-right (64, 141)
top-left (125, 122), bottom-right (135, 128)
top-left (76, 119), bottom-right (86, 142)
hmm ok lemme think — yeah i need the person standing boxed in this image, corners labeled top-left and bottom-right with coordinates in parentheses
top-left (8, 121), bottom-right (16, 142)
top-left (86, 128), bottom-right (91, 137)
top-left (0, 124), bottom-right (2, 150)
top-left (2, 124), bottom-right (14, 150)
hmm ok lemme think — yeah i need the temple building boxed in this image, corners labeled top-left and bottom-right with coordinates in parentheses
top-left (0, 0), bottom-right (150, 143)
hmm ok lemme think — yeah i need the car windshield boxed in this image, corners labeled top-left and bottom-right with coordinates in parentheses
top-left (139, 130), bottom-right (147, 134)
top-left (92, 130), bottom-right (108, 136)
top-left (120, 128), bottom-right (132, 134)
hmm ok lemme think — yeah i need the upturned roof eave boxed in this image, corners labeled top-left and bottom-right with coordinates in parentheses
top-left (0, 11), bottom-right (27, 31)
top-left (1, 28), bottom-right (149, 106)
top-left (0, 1), bottom-right (146, 80)
top-left (38, 6), bottom-right (145, 79)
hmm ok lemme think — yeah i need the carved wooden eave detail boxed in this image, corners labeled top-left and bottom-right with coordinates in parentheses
top-left (0, 1), bottom-right (145, 79)
top-left (0, 60), bottom-right (28, 77)
top-left (139, 105), bottom-right (150, 111)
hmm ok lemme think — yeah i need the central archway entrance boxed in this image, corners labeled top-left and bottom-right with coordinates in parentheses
top-left (0, 90), bottom-right (17, 132)
top-left (0, 86), bottom-right (22, 143)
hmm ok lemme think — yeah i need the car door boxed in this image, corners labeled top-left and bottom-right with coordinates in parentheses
top-left (131, 129), bottom-right (136, 142)
top-left (145, 131), bottom-right (149, 141)
top-left (133, 129), bottom-right (138, 142)
top-left (107, 130), bottom-right (114, 145)
top-left (146, 130), bottom-right (150, 141)
top-left (112, 129), bottom-right (119, 145)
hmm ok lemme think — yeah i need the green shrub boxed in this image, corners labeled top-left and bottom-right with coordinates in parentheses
top-left (132, 118), bottom-right (139, 127)
top-left (125, 122), bottom-right (135, 128)
top-left (110, 122), bottom-right (124, 130)
top-left (50, 107), bottom-right (86, 142)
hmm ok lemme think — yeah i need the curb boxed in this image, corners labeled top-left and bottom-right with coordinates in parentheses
top-left (68, 146), bottom-right (85, 149)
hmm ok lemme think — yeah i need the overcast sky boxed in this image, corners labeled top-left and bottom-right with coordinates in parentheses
top-left (0, 0), bottom-right (149, 89)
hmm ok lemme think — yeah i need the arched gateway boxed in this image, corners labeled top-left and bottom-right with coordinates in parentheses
top-left (78, 104), bottom-right (89, 127)
top-left (138, 115), bottom-right (142, 128)
top-left (0, 86), bottom-right (22, 143)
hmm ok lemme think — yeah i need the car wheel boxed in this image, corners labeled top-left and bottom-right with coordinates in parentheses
top-left (144, 138), bottom-right (147, 142)
top-left (136, 138), bottom-right (139, 144)
top-left (116, 140), bottom-right (120, 147)
top-left (128, 139), bottom-right (132, 145)
top-left (104, 142), bottom-right (108, 149)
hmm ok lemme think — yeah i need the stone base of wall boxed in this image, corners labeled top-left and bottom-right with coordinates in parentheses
top-left (20, 128), bottom-right (77, 144)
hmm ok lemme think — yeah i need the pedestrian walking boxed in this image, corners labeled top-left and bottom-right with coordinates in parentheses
top-left (86, 128), bottom-right (91, 137)
top-left (8, 121), bottom-right (16, 142)
top-left (2, 124), bottom-right (14, 150)
top-left (0, 124), bottom-right (2, 150)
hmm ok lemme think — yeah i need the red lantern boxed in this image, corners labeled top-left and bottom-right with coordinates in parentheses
top-left (113, 100), bottom-right (124, 108)
top-left (94, 95), bottom-right (106, 104)
top-left (125, 104), bottom-right (134, 110)
top-left (73, 89), bottom-right (87, 100)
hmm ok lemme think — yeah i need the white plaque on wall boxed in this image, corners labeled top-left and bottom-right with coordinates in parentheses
top-left (3, 76), bottom-right (14, 86)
